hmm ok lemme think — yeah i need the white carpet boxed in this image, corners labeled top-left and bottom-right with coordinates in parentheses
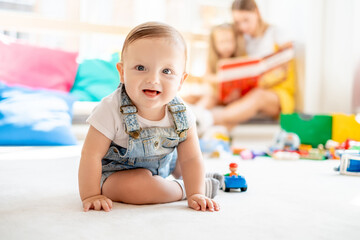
top-left (0, 143), bottom-right (359, 240)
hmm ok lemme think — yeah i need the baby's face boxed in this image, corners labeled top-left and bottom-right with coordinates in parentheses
top-left (214, 29), bottom-right (236, 59)
top-left (118, 37), bottom-right (187, 119)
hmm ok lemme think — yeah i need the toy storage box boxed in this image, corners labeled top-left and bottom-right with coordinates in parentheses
top-left (280, 113), bottom-right (332, 147)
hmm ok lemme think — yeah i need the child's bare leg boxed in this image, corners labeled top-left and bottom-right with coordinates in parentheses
top-left (213, 88), bottom-right (280, 125)
top-left (102, 168), bottom-right (183, 204)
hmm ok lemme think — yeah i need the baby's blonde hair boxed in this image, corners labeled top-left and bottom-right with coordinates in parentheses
top-left (121, 22), bottom-right (187, 65)
top-left (207, 23), bottom-right (245, 74)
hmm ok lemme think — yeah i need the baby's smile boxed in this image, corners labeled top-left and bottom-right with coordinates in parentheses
top-left (142, 89), bottom-right (161, 97)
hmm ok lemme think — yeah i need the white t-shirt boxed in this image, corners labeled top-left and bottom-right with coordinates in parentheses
top-left (86, 88), bottom-right (196, 148)
top-left (244, 25), bottom-right (292, 58)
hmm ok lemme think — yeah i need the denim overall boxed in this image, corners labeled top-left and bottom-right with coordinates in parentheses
top-left (100, 84), bottom-right (189, 188)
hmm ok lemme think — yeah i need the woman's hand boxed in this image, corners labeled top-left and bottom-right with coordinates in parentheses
top-left (187, 194), bottom-right (220, 212)
top-left (82, 195), bottom-right (113, 212)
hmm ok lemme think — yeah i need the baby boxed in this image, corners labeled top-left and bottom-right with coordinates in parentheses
top-left (78, 22), bottom-right (221, 212)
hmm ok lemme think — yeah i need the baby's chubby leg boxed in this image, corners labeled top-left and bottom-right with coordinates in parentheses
top-left (102, 168), bottom-right (183, 204)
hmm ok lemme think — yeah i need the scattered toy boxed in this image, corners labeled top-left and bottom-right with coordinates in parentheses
top-left (199, 126), bottom-right (231, 158)
top-left (240, 149), bottom-right (253, 160)
top-left (269, 130), bottom-right (300, 153)
top-left (251, 150), bottom-right (267, 158)
top-left (273, 151), bottom-right (300, 160)
top-left (224, 163), bottom-right (248, 192)
top-left (300, 148), bottom-right (327, 160)
top-left (339, 154), bottom-right (360, 176)
top-left (231, 147), bottom-right (244, 155)
top-left (325, 139), bottom-right (340, 149)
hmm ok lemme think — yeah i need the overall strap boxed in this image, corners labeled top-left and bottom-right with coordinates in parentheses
top-left (168, 96), bottom-right (189, 139)
top-left (119, 83), bottom-right (141, 139)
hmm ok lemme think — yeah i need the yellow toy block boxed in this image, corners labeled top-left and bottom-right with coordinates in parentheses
top-left (332, 114), bottom-right (360, 142)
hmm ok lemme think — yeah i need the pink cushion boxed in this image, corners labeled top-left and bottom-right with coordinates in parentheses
top-left (0, 38), bottom-right (78, 92)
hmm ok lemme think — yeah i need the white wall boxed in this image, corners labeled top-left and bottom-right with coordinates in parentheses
top-left (321, 0), bottom-right (360, 114)
top-left (303, 0), bottom-right (325, 114)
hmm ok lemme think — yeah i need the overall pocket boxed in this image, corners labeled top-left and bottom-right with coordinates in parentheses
top-left (142, 136), bottom-right (160, 156)
top-left (161, 137), bottom-right (179, 148)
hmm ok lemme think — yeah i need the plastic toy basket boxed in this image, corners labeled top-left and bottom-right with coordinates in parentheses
top-left (280, 113), bottom-right (332, 147)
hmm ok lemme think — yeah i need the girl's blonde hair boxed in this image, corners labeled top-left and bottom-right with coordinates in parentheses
top-left (121, 22), bottom-right (187, 64)
top-left (207, 23), bottom-right (245, 74)
top-left (231, 0), bottom-right (269, 37)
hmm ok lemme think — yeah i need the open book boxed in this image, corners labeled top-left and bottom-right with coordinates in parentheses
top-left (218, 45), bottom-right (295, 104)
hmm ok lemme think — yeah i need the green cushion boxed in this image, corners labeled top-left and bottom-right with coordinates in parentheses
top-left (71, 53), bottom-right (120, 101)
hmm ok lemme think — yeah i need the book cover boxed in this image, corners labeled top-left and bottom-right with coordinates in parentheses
top-left (218, 45), bottom-right (295, 104)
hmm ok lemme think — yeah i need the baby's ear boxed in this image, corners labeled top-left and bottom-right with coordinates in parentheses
top-left (116, 62), bottom-right (125, 83)
top-left (178, 72), bottom-right (188, 91)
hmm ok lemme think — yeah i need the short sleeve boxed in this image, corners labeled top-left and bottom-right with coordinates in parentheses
top-left (86, 89), bottom-right (122, 140)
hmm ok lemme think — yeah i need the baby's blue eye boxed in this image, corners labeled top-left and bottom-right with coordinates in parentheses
top-left (163, 69), bottom-right (172, 74)
top-left (136, 65), bottom-right (145, 71)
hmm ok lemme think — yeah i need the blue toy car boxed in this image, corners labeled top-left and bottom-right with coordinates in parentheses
top-left (224, 174), bottom-right (248, 192)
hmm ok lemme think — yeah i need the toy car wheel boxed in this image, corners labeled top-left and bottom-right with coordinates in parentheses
top-left (224, 187), bottom-right (230, 192)
top-left (240, 187), bottom-right (247, 192)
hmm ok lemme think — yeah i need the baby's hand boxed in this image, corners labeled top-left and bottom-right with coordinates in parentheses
top-left (82, 195), bottom-right (113, 212)
top-left (187, 194), bottom-right (220, 212)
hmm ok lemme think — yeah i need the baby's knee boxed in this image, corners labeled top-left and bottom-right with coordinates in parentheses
top-left (103, 168), bottom-right (152, 195)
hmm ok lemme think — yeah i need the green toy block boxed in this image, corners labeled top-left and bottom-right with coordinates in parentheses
top-left (280, 113), bottom-right (332, 148)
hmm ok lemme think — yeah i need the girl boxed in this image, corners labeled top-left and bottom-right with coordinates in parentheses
top-left (78, 22), bottom-right (221, 212)
top-left (196, 23), bottom-right (245, 109)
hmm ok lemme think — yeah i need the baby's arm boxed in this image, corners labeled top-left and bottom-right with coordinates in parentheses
top-left (78, 126), bottom-right (112, 212)
top-left (177, 126), bottom-right (220, 211)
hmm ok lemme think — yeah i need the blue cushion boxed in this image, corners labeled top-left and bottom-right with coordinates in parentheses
top-left (70, 52), bottom-right (120, 101)
top-left (0, 82), bottom-right (77, 146)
